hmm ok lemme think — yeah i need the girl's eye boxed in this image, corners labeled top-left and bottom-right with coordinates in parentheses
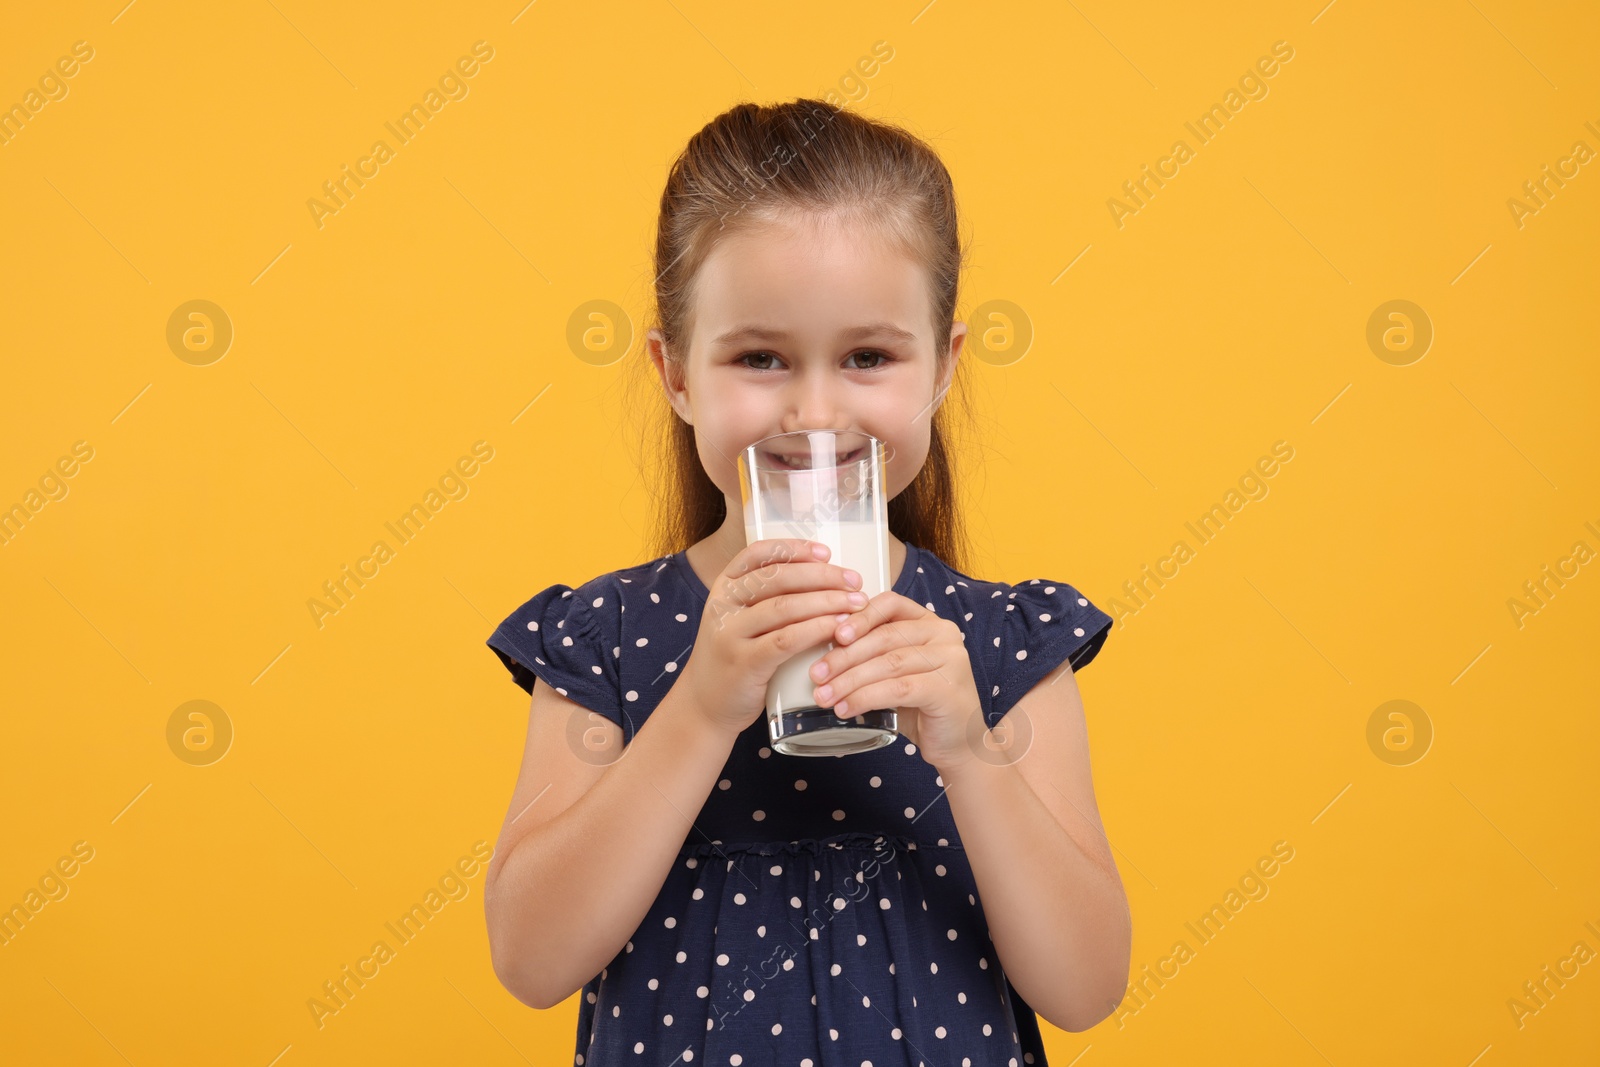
top-left (737, 351), bottom-right (779, 371)
top-left (847, 350), bottom-right (890, 371)
top-left (734, 351), bottom-right (893, 371)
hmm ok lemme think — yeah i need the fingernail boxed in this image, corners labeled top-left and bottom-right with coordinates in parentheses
top-left (811, 661), bottom-right (830, 681)
top-left (835, 700), bottom-right (850, 716)
top-left (815, 684), bottom-right (833, 702)
top-left (844, 569), bottom-right (861, 588)
top-left (835, 613), bottom-right (851, 622)
top-left (811, 543), bottom-right (829, 559)
top-left (838, 624), bottom-right (855, 640)
top-left (847, 592), bottom-right (867, 607)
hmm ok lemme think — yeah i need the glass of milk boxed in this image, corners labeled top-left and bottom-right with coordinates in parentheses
top-left (737, 429), bottom-right (898, 757)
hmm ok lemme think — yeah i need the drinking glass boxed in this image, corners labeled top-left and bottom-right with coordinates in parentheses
top-left (737, 429), bottom-right (898, 757)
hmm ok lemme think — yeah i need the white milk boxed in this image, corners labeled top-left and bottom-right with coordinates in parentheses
top-left (744, 518), bottom-right (890, 714)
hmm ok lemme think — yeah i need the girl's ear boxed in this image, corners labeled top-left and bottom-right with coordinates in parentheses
top-left (647, 328), bottom-right (693, 425)
top-left (937, 320), bottom-right (968, 398)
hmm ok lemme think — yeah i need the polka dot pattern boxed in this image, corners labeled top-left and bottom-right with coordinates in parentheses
top-left (984, 577), bottom-right (1113, 726)
top-left (485, 543), bottom-right (1110, 1063)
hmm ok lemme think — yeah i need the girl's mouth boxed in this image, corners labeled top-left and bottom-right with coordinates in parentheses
top-left (772, 446), bottom-right (865, 470)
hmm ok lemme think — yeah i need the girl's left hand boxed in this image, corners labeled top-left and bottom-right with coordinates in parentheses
top-left (809, 591), bottom-right (984, 775)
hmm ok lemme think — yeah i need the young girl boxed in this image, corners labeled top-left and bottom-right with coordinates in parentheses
top-left (483, 98), bottom-right (1129, 1066)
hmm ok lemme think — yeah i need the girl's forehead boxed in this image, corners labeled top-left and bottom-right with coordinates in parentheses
top-left (692, 222), bottom-right (930, 337)
top-left (710, 210), bottom-right (910, 264)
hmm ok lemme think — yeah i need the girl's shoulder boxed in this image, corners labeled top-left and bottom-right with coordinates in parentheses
top-left (484, 552), bottom-right (706, 741)
top-left (908, 545), bottom-right (1114, 724)
top-left (492, 552), bottom-right (701, 633)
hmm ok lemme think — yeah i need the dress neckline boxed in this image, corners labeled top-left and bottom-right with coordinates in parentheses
top-left (675, 541), bottom-right (920, 602)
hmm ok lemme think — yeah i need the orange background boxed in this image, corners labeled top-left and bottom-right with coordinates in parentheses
top-left (2, 1), bottom-right (1596, 1064)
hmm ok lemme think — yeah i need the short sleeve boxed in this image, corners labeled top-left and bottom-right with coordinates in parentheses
top-left (981, 579), bottom-right (1113, 726)
top-left (486, 578), bottom-right (626, 731)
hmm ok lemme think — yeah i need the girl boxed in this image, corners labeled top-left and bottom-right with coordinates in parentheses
top-left (484, 98), bottom-right (1129, 1066)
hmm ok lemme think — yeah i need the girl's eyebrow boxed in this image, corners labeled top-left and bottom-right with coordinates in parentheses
top-left (710, 322), bottom-right (917, 347)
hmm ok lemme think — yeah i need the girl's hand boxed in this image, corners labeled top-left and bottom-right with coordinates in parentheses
top-left (808, 591), bottom-right (986, 775)
top-left (679, 539), bottom-right (869, 739)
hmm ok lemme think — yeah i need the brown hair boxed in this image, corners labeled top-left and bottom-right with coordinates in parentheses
top-left (624, 98), bottom-right (978, 574)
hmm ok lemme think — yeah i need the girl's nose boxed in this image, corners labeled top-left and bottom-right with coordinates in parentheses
top-left (785, 379), bottom-right (846, 431)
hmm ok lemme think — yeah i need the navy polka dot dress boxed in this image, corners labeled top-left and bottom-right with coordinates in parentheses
top-left (486, 541), bottom-right (1113, 1066)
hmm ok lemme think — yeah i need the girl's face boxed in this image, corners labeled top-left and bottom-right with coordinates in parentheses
top-left (649, 213), bottom-right (965, 506)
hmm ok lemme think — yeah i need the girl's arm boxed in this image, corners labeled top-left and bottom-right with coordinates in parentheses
top-left (484, 667), bottom-right (741, 1009)
top-left (941, 658), bottom-right (1132, 1032)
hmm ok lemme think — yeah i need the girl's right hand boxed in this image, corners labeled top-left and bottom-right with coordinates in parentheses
top-left (678, 539), bottom-right (868, 739)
